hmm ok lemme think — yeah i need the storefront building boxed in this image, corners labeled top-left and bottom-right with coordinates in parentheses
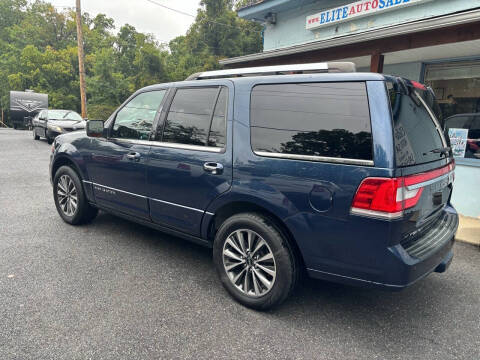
top-left (221, 0), bottom-right (480, 217)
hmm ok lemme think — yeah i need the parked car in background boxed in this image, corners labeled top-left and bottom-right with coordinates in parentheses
top-left (32, 109), bottom-right (86, 144)
top-left (49, 63), bottom-right (458, 310)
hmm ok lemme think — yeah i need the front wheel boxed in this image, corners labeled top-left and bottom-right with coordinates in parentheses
top-left (53, 166), bottom-right (98, 225)
top-left (47, 137), bottom-right (53, 144)
top-left (213, 213), bottom-right (299, 310)
top-left (33, 128), bottom-right (40, 140)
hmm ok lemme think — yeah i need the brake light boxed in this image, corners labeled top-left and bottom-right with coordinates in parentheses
top-left (411, 80), bottom-right (427, 90)
top-left (351, 162), bottom-right (454, 220)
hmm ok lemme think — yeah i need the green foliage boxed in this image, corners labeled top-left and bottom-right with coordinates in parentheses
top-left (166, 0), bottom-right (262, 79)
top-left (87, 104), bottom-right (117, 121)
top-left (0, 0), bottom-right (262, 125)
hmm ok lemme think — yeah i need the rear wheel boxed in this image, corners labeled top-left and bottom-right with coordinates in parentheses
top-left (213, 213), bottom-right (299, 310)
top-left (53, 166), bottom-right (98, 225)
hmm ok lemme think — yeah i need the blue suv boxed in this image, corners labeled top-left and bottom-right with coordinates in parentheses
top-left (50, 63), bottom-right (458, 309)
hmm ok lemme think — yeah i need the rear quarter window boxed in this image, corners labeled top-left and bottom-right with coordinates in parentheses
top-left (250, 82), bottom-right (373, 161)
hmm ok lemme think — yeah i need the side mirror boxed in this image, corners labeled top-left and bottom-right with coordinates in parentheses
top-left (86, 120), bottom-right (104, 138)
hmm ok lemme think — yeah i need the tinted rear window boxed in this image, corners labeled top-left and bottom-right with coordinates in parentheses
top-left (250, 82), bottom-right (373, 161)
top-left (388, 81), bottom-right (446, 166)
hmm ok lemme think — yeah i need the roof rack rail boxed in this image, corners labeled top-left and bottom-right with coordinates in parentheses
top-left (185, 62), bottom-right (356, 80)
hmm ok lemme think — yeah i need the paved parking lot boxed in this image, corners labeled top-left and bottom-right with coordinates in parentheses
top-left (0, 128), bottom-right (479, 360)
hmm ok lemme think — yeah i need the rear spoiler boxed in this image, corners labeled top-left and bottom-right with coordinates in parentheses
top-left (388, 76), bottom-right (436, 99)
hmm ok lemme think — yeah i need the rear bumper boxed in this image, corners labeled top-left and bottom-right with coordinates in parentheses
top-left (307, 206), bottom-right (459, 290)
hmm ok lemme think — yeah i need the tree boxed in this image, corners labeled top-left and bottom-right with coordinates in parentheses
top-left (167, 0), bottom-right (262, 80)
top-left (0, 0), bottom-right (263, 125)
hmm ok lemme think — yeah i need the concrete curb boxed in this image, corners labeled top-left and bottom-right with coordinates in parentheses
top-left (455, 215), bottom-right (480, 247)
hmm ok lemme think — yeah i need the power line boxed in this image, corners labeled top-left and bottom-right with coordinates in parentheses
top-left (145, 0), bottom-right (196, 18)
top-left (50, 4), bottom-right (172, 43)
top-left (144, 0), bottom-right (263, 33)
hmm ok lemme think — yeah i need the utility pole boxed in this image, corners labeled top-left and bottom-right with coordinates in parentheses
top-left (0, 97), bottom-right (5, 128)
top-left (75, 0), bottom-right (87, 119)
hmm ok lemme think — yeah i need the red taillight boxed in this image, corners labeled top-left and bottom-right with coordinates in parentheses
top-left (352, 178), bottom-right (403, 213)
top-left (403, 162), bottom-right (454, 187)
top-left (351, 162), bottom-right (454, 219)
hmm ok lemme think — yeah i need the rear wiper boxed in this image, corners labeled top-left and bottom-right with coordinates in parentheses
top-left (423, 147), bottom-right (451, 156)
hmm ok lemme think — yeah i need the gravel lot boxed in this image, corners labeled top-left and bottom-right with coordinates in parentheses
top-left (0, 128), bottom-right (479, 360)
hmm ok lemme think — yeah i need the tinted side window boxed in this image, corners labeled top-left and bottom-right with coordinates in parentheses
top-left (208, 87), bottom-right (228, 148)
top-left (250, 82), bottom-right (373, 160)
top-left (112, 90), bottom-right (166, 140)
top-left (163, 87), bottom-right (227, 148)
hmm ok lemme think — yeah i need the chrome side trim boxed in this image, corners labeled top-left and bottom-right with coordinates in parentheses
top-left (112, 138), bottom-right (151, 146)
top-left (85, 182), bottom-right (217, 216)
top-left (111, 138), bottom-right (224, 153)
top-left (149, 141), bottom-right (223, 153)
top-left (254, 151), bottom-right (374, 167)
top-left (150, 197), bottom-right (204, 213)
top-left (406, 171), bottom-right (453, 191)
top-left (91, 182), bottom-right (147, 199)
top-left (350, 207), bottom-right (403, 220)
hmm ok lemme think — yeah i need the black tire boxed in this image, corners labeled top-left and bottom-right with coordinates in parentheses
top-left (213, 212), bottom-right (299, 310)
top-left (47, 137), bottom-right (53, 144)
top-left (53, 165), bottom-right (98, 225)
top-left (33, 128), bottom-right (40, 140)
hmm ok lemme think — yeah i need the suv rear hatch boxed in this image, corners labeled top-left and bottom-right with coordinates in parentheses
top-left (387, 76), bottom-right (457, 258)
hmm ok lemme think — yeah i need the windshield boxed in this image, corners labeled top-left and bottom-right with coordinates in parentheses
top-left (48, 110), bottom-right (83, 121)
top-left (387, 77), bottom-right (447, 167)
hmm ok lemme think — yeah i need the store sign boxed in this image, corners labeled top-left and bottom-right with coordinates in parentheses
top-left (448, 128), bottom-right (468, 158)
top-left (306, 0), bottom-right (432, 30)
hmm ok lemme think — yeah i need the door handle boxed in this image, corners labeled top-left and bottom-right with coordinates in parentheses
top-left (203, 162), bottom-right (224, 175)
top-left (126, 152), bottom-right (141, 161)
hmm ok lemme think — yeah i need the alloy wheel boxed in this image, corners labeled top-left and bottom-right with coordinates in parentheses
top-left (222, 229), bottom-right (276, 298)
top-left (57, 174), bottom-right (78, 217)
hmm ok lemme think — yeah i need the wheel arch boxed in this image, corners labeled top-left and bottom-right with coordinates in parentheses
top-left (207, 201), bottom-right (306, 269)
top-left (51, 155), bottom-right (84, 181)
top-left (52, 154), bottom-right (95, 203)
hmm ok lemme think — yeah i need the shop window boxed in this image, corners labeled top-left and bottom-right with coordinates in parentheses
top-left (424, 61), bottom-right (480, 163)
top-left (445, 114), bottom-right (480, 160)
